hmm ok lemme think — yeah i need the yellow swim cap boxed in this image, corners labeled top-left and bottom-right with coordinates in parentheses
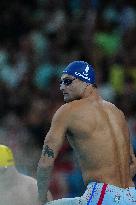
top-left (0, 145), bottom-right (15, 167)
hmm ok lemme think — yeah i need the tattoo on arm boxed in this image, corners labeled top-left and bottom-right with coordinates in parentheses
top-left (42, 145), bottom-right (54, 158)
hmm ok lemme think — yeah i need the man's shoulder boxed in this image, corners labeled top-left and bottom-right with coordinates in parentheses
top-left (55, 101), bottom-right (78, 113)
top-left (52, 103), bottom-right (71, 122)
top-left (102, 100), bottom-right (125, 118)
top-left (53, 101), bottom-right (80, 122)
top-left (55, 103), bottom-right (70, 114)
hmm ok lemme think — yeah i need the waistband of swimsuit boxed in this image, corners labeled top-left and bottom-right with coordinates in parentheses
top-left (87, 181), bottom-right (135, 190)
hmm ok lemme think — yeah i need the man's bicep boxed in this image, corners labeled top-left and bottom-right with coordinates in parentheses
top-left (43, 108), bottom-right (68, 158)
top-left (43, 130), bottom-right (65, 159)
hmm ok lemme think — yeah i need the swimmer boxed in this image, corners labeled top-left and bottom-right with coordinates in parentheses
top-left (37, 61), bottom-right (136, 204)
top-left (0, 144), bottom-right (52, 205)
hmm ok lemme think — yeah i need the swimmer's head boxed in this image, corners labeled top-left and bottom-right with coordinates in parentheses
top-left (62, 61), bottom-right (96, 84)
top-left (60, 61), bottom-right (96, 102)
top-left (0, 145), bottom-right (15, 168)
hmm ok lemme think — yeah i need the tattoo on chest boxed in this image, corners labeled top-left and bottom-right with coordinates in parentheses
top-left (42, 145), bottom-right (54, 158)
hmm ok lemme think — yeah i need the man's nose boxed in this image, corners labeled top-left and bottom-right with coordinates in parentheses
top-left (60, 83), bottom-right (65, 91)
top-left (60, 83), bottom-right (66, 91)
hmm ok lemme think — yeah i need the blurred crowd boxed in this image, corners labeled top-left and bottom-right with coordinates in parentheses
top-left (0, 0), bottom-right (136, 199)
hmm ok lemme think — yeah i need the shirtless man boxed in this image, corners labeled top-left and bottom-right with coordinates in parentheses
top-left (37, 61), bottom-right (136, 205)
top-left (0, 144), bottom-right (52, 205)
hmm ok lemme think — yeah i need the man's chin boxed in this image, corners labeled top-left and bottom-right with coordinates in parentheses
top-left (64, 99), bottom-right (70, 103)
top-left (64, 97), bottom-right (73, 103)
top-left (64, 96), bottom-right (81, 103)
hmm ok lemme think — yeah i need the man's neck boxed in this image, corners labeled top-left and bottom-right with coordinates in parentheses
top-left (82, 85), bottom-right (100, 100)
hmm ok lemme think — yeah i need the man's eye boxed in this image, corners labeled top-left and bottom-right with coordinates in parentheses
top-left (60, 78), bottom-right (75, 86)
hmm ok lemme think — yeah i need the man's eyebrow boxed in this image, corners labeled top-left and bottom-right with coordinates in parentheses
top-left (61, 76), bottom-right (69, 79)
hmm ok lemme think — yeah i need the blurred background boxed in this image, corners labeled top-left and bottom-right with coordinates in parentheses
top-left (0, 0), bottom-right (136, 199)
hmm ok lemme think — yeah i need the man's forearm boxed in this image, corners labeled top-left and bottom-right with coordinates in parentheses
top-left (37, 144), bottom-right (55, 204)
top-left (37, 165), bottom-right (53, 204)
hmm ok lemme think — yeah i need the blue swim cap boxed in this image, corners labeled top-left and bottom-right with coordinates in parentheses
top-left (62, 61), bottom-right (95, 84)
